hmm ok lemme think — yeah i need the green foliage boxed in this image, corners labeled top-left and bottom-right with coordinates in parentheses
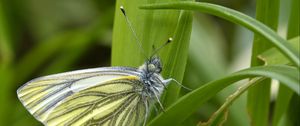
top-left (140, 1), bottom-right (299, 67)
top-left (0, 0), bottom-right (114, 125)
top-left (198, 77), bottom-right (265, 126)
top-left (146, 65), bottom-right (299, 125)
top-left (140, 1), bottom-right (299, 126)
top-left (112, 0), bottom-right (193, 108)
top-left (247, 0), bottom-right (279, 125)
top-left (0, 0), bottom-right (298, 126)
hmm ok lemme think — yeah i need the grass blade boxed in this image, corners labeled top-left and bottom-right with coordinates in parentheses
top-left (140, 1), bottom-right (300, 67)
top-left (198, 77), bottom-right (265, 126)
top-left (273, 0), bottom-right (300, 125)
top-left (287, 0), bottom-right (299, 39)
top-left (147, 65), bottom-right (299, 125)
top-left (112, 0), bottom-right (181, 66)
top-left (286, 94), bottom-right (300, 125)
top-left (247, 0), bottom-right (279, 125)
top-left (112, 0), bottom-right (193, 109)
top-left (258, 36), bottom-right (299, 65)
top-left (161, 10), bottom-right (193, 107)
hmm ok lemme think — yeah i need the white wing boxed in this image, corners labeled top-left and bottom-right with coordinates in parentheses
top-left (17, 67), bottom-right (146, 126)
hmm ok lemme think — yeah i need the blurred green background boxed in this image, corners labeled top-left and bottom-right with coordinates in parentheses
top-left (0, 0), bottom-right (294, 126)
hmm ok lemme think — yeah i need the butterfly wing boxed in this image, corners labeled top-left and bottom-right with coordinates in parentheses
top-left (17, 67), bottom-right (146, 126)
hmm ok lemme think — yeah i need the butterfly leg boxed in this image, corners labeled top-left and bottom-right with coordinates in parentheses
top-left (163, 78), bottom-right (192, 91)
top-left (151, 86), bottom-right (165, 112)
top-left (143, 99), bottom-right (149, 126)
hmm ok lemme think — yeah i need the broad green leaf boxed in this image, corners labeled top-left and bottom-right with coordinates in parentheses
top-left (161, 10), bottom-right (193, 107)
top-left (112, 0), bottom-right (181, 67)
top-left (147, 65), bottom-right (299, 125)
top-left (140, 1), bottom-right (300, 67)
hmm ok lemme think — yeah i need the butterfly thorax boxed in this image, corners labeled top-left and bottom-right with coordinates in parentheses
top-left (138, 57), bottom-right (165, 99)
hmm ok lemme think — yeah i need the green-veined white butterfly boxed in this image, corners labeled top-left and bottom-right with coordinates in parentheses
top-left (17, 5), bottom-right (187, 126)
top-left (17, 57), bottom-right (172, 126)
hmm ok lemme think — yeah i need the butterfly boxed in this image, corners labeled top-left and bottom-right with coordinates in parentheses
top-left (17, 5), bottom-right (188, 126)
top-left (17, 56), bottom-right (174, 126)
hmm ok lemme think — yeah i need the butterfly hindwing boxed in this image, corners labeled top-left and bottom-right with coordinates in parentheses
top-left (17, 67), bottom-right (146, 126)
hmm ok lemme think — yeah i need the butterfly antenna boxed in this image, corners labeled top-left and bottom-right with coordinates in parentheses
top-left (120, 6), bottom-right (148, 59)
top-left (150, 37), bottom-right (173, 58)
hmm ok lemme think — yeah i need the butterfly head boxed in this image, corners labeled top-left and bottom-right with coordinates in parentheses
top-left (146, 56), bottom-right (162, 74)
top-left (138, 56), bottom-right (162, 75)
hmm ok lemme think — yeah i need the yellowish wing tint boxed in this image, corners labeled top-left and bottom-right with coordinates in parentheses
top-left (17, 68), bottom-right (146, 126)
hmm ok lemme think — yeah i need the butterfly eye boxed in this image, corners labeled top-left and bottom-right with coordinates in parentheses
top-left (148, 64), bottom-right (156, 71)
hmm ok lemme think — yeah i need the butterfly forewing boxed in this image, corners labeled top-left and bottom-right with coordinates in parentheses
top-left (17, 67), bottom-right (146, 126)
